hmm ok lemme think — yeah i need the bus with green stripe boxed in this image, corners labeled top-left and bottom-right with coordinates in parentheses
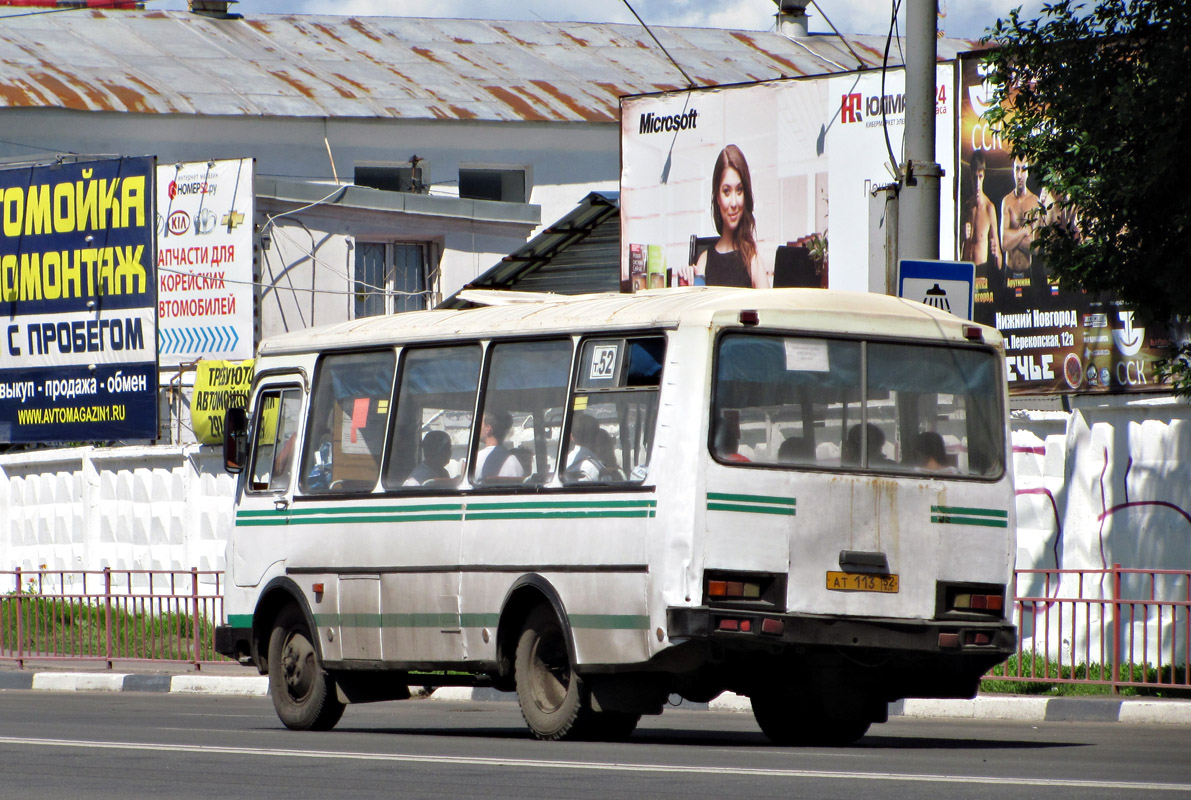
top-left (216, 287), bottom-right (1016, 745)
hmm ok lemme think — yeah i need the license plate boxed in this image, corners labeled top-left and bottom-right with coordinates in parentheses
top-left (826, 571), bottom-right (899, 593)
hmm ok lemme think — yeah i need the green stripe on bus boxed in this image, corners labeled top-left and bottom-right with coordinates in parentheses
top-left (236, 517), bottom-right (290, 527)
top-left (931, 515), bottom-right (1009, 528)
top-left (459, 613), bottom-right (501, 628)
top-left (706, 502), bottom-right (797, 517)
top-left (467, 500), bottom-right (655, 511)
top-left (287, 503), bottom-right (465, 516)
top-left (308, 613), bottom-right (641, 630)
top-left (288, 513), bottom-right (465, 525)
top-left (567, 614), bottom-right (649, 630)
top-left (930, 505), bottom-right (1008, 518)
top-left (466, 510), bottom-right (655, 520)
top-left (707, 492), bottom-right (796, 507)
top-left (227, 614), bottom-right (252, 628)
top-left (238, 500), bottom-right (655, 527)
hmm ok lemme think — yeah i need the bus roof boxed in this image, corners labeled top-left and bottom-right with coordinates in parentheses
top-left (257, 288), bottom-right (1002, 356)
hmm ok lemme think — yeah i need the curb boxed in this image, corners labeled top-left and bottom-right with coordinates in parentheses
top-left (3, 672), bottom-right (1189, 725)
top-left (0, 671), bottom-right (269, 697)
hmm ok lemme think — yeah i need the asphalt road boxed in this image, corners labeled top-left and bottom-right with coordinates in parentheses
top-left (1, 692), bottom-right (1189, 799)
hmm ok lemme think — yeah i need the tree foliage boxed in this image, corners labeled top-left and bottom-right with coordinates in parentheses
top-left (983, 1), bottom-right (1191, 326)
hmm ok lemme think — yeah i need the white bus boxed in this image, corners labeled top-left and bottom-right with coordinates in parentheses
top-left (217, 287), bottom-right (1016, 745)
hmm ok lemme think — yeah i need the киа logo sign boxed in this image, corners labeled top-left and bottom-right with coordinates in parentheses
top-left (167, 210), bottom-right (190, 236)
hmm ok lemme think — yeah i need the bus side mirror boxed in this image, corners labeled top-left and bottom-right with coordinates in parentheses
top-left (224, 406), bottom-right (249, 474)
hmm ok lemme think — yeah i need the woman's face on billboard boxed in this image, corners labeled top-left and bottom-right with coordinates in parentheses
top-left (717, 167), bottom-right (745, 233)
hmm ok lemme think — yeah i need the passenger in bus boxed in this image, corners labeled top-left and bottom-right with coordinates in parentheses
top-left (777, 435), bottom-right (814, 464)
top-left (911, 430), bottom-right (956, 473)
top-left (475, 410), bottom-right (525, 481)
top-left (403, 430), bottom-right (452, 486)
top-left (842, 423), bottom-right (890, 467)
top-left (714, 417), bottom-right (751, 462)
top-left (565, 413), bottom-right (605, 481)
top-left (592, 427), bottom-right (624, 480)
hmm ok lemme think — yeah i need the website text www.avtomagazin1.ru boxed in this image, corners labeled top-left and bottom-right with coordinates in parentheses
top-left (16, 404), bottom-right (126, 425)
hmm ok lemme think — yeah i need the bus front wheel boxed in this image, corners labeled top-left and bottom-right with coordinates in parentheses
top-left (515, 605), bottom-right (587, 740)
top-left (267, 605), bottom-right (345, 731)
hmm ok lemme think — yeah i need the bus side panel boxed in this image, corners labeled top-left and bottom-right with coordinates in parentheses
top-left (460, 497), bottom-right (650, 666)
top-left (702, 464), bottom-right (793, 574)
top-left (282, 504), bottom-right (465, 667)
top-left (380, 572), bottom-right (462, 663)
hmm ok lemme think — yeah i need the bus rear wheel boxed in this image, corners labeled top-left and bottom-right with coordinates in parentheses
top-left (750, 690), bottom-right (870, 747)
top-left (515, 605), bottom-right (590, 740)
top-left (267, 605), bottom-right (345, 731)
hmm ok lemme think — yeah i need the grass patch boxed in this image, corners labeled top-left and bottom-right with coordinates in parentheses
top-left (0, 593), bottom-right (220, 661)
top-left (982, 653), bottom-right (1191, 698)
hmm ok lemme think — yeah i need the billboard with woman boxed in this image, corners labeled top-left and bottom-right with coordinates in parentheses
top-left (620, 66), bottom-right (955, 296)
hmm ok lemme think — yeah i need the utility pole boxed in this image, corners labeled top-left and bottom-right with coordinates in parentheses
top-left (897, 0), bottom-right (942, 263)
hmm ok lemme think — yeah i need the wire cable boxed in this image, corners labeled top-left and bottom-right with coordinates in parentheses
top-left (881, 0), bottom-right (905, 182)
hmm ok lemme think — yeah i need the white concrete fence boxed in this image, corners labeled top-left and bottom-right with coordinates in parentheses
top-left (2, 399), bottom-right (1190, 665)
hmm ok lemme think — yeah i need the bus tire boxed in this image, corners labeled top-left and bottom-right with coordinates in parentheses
top-left (515, 605), bottom-right (588, 741)
top-left (750, 690), bottom-right (870, 747)
top-left (267, 605), bottom-right (345, 731)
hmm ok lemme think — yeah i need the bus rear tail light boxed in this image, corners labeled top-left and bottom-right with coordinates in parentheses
top-left (939, 583), bottom-right (1006, 618)
top-left (952, 592), bottom-right (1003, 612)
top-left (704, 571), bottom-right (785, 609)
top-left (708, 580), bottom-right (761, 600)
top-left (760, 618), bottom-right (784, 635)
top-left (717, 618), bottom-right (752, 632)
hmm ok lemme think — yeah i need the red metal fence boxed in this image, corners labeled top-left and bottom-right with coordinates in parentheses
top-left (1, 565), bottom-right (1188, 693)
top-left (990, 564), bottom-right (1190, 694)
top-left (0, 568), bottom-right (225, 669)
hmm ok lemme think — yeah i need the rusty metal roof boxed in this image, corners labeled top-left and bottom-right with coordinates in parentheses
top-left (0, 10), bottom-right (979, 122)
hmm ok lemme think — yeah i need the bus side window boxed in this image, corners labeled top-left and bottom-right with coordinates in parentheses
top-left (248, 388), bottom-right (302, 493)
top-left (473, 339), bottom-right (572, 487)
top-left (563, 336), bottom-right (664, 485)
top-left (382, 345), bottom-right (481, 491)
top-left (300, 350), bottom-right (396, 494)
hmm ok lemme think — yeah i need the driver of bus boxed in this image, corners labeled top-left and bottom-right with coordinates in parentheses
top-left (475, 410), bottom-right (525, 481)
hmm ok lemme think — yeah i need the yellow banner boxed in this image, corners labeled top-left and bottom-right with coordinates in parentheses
top-left (191, 359), bottom-right (253, 444)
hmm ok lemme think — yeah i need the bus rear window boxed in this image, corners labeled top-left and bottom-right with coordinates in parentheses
top-left (712, 333), bottom-right (1004, 479)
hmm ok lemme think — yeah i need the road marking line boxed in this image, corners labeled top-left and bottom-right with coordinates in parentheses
top-left (0, 736), bottom-right (1186, 791)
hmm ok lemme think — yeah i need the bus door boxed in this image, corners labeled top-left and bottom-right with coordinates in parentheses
top-left (295, 350), bottom-right (397, 663)
top-left (233, 375), bottom-right (306, 588)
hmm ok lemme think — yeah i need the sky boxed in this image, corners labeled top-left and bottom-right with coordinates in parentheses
top-left (146, 0), bottom-right (1048, 41)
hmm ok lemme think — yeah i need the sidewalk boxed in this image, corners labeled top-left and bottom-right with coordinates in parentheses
top-left (2, 663), bottom-right (1189, 726)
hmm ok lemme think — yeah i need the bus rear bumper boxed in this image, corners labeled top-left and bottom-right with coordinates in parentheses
top-left (667, 606), bottom-right (1016, 656)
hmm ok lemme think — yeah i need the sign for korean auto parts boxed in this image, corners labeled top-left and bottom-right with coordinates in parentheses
top-left (0, 156), bottom-right (158, 443)
top-left (156, 158), bottom-right (254, 367)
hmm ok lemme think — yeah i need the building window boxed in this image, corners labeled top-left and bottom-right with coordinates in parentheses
top-left (354, 242), bottom-right (430, 316)
top-left (459, 168), bottom-right (526, 203)
top-left (355, 161), bottom-right (428, 194)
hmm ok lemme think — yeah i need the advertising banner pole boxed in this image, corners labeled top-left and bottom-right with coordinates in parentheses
top-left (898, 0), bottom-right (942, 261)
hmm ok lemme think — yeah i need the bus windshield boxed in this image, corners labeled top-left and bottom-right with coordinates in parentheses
top-left (712, 333), bottom-right (1004, 478)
